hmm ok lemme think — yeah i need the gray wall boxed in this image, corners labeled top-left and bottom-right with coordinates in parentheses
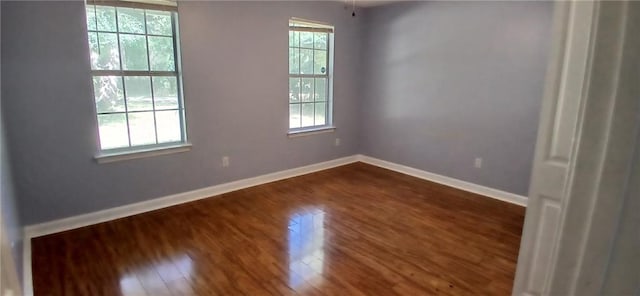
top-left (1, 0), bottom-right (23, 282)
top-left (2, 0), bottom-right (554, 226)
top-left (1, 1), bottom-right (363, 225)
top-left (601, 6), bottom-right (640, 292)
top-left (360, 1), bottom-right (553, 195)
top-left (1, 121), bottom-right (22, 286)
top-left (579, 3), bottom-right (640, 293)
top-left (602, 119), bottom-right (640, 295)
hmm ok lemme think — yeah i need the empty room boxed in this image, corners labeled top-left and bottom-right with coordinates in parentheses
top-left (1, 0), bottom-right (639, 295)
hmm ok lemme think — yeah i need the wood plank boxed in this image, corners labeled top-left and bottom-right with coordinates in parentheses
top-left (32, 163), bottom-right (525, 295)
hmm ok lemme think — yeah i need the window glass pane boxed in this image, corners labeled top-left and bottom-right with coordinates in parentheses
top-left (89, 6), bottom-right (186, 151)
top-left (299, 49), bottom-right (313, 74)
top-left (289, 48), bottom-right (299, 74)
top-left (98, 113), bottom-right (129, 149)
top-left (95, 6), bottom-right (117, 32)
top-left (93, 76), bottom-right (125, 113)
top-left (89, 32), bottom-right (120, 70)
top-left (301, 103), bottom-right (314, 127)
top-left (120, 34), bottom-right (149, 70)
top-left (86, 6), bottom-right (97, 31)
top-left (314, 32), bottom-right (327, 49)
top-left (300, 31), bottom-right (313, 48)
top-left (289, 78), bottom-right (300, 103)
top-left (287, 24), bottom-right (332, 131)
top-left (146, 10), bottom-right (172, 36)
top-left (314, 50), bottom-right (327, 75)
top-left (289, 104), bottom-right (301, 129)
top-left (289, 31), bottom-right (299, 47)
top-left (314, 78), bottom-right (326, 102)
top-left (156, 110), bottom-right (181, 143)
top-left (148, 36), bottom-right (175, 71)
top-left (124, 76), bottom-right (153, 111)
top-left (315, 102), bottom-right (326, 125)
top-left (117, 7), bottom-right (145, 34)
top-left (152, 77), bottom-right (179, 110)
top-left (128, 112), bottom-right (156, 146)
top-left (301, 78), bottom-right (314, 102)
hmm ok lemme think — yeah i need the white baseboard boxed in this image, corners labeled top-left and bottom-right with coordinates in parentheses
top-left (21, 153), bottom-right (526, 295)
top-left (355, 154), bottom-right (528, 207)
top-left (23, 155), bottom-right (359, 239)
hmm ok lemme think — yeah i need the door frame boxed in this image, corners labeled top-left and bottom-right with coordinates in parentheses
top-left (514, 1), bottom-right (640, 295)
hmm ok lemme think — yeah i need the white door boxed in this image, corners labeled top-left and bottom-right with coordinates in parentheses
top-left (514, 1), bottom-right (640, 295)
top-left (512, 1), bottom-right (598, 295)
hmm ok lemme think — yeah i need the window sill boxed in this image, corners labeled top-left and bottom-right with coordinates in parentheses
top-left (288, 126), bottom-right (336, 138)
top-left (95, 143), bottom-right (192, 164)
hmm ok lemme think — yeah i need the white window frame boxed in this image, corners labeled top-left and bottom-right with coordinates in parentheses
top-left (86, 0), bottom-right (189, 160)
top-left (288, 18), bottom-right (335, 135)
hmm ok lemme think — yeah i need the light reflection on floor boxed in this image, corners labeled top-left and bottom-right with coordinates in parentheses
top-left (288, 208), bottom-right (326, 289)
top-left (119, 253), bottom-right (193, 295)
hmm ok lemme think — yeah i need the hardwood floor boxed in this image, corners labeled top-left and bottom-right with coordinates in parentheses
top-left (32, 162), bottom-right (525, 295)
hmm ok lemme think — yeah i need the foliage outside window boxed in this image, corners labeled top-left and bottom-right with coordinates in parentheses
top-left (289, 19), bottom-right (334, 131)
top-left (86, 2), bottom-right (186, 151)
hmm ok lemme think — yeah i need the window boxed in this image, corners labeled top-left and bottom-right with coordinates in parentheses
top-left (85, 1), bottom-right (186, 152)
top-left (288, 19), bottom-right (334, 132)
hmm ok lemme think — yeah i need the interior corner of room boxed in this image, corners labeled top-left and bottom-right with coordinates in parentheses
top-left (1, 1), bottom-right (639, 296)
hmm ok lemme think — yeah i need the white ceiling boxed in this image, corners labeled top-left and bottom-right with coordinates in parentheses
top-left (338, 0), bottom-right (406, 8)
top-left (354, 0), bottom-right (403, 7)
top-left (168, 0), bottom-right (403, 9)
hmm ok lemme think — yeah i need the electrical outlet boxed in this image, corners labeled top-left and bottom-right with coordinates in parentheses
top-left (335, 138), bottom-right (341, 146)
top-left (474, 157), bottom-right (483, 168)
top-left (222, 156), bottom-right (230, 168)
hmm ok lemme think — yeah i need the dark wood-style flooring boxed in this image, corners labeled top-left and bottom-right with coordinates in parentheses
top-left (32, 163), bottom-right (525, 295)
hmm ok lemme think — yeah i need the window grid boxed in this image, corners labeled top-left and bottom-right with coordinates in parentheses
top-left (88, 30), bottom-right (172, 38)
top-left (113, 9), bottom-right (132, 147)
top-left (142, 9), bottom-right (160, 144)
top-left (170, 12), bottom-right (187, 142)
top-left (288, 27), bottom-right (331, 130)
top-left (97, 109), bottom-right (180, 115)
top-left (88, 4), bottom-right (185, 151)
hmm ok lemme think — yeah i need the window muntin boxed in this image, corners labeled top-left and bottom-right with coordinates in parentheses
top-left (288, 20), bottom-right (334, 131)
top-left (86, 3), bottom-right (186, 151)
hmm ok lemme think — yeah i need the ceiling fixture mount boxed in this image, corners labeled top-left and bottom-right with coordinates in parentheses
top-left (352, 0), bottom-right (356, 17)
